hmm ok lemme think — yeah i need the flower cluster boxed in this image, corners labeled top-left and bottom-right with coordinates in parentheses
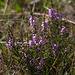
top-left (52, 44), bottom-right (58, 56)
top-left (6, 38), bottom-right (13, 48)
top-left (49, 8), bottom-right (62, 20)
top-left (29, 34), bottom-right (45, 47)
top-left (41, 21), bottom-right (48, 31)
top-left (39, 59), bottom-right (44, 67)
top-left (29, 58), bottom-right (35, 66)
top-left (6, 38), bottom-right (18, 51)
top-left (29, 16), bottom-right (37, 26)
top-left (4, 6), bottom-right (72, 75)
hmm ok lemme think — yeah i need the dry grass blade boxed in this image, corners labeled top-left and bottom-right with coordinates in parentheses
top-left (4, 0), bottom-right (9, 14)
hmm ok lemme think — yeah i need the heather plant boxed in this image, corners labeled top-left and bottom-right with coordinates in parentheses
top-left (0, 7), bottom-right (74, 75)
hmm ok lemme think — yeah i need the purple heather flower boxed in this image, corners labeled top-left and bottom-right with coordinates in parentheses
top-left (37, 47), bottom-right (41, 50)
top-left (45, 21), bottom-right (48, 27)
top-left (53, 9), bottom-right (56, 13)
top-left (21, 52), bottom-right (23, 54)
top-left (4, 65), bottom-right (7, 67)
top-left (52, 44), bottom-right (58, 50)
top-left (9, 38), bottom-right (11, 40)
top-left (29, 40), bottom-right (34, 47)
top-left (49, 8), bottom-right (62, 20)
top-left (60, 26), bottom-right (65, 33)
top-left (55, 17), bottom-right (57, 20)
top-left (65, 48), bottom-right (68, 52)
top-left (49, 8), bottom-right (56, 17)
top-left (39, 59), bottom-right (44, 67)
top-left (41, 21), bottom-right (48, 31)
top-left (30, 57), bottom-right (32, 59)
top-left (29, 59), bottom-right (35, 66)
top-left (6, 38), bottom-right (14, 48)
top-left (6, 44), bottom-right (10, 48)
top-left (33, 34), bottom-right (37, 44)
top-left (11, 41), bottom-right (13, 45)
top-left (52, 44), bottom-right (58, 56)
top-left (33, 40), bottom-right (37, 44)
top-left (20, 51), bottom-right (21, 53)
top-left (36, 57), bottom-right (40, 60)
top-left (41, 22), bottom-right (44, 31)
top-left (58, 14), bottom-right (62, 20)
top-left (29, 16), bottom-right (36, 25)
top-left (20, 51), bottom-right (23, 54)
top-left (10, 48), bottom-right (13, 51)
top-left (22, 57), bottom-right (24, 60)
top-left (14, 43), bottom-right (17, 47)
top-left (49, 9), bottom-right (52, 17)
top-left (25, 68), bottom-right (28, 71)
top-left (24, 54), bottom-right (27, 57)
top-left (37, 66), bottom-right (41, 70)
top-left (0, 60), bottom-right (2, 63)
top-left (36, 43), bottom-right (40, 46)
top-left (27, 55), bottom-right (29, 57)
top-left (65, 50), bottom-right (68, 52)
top-left (39, 37), bottom-right (45, 44)
top-left (34, 71), bottom-right (40, 75)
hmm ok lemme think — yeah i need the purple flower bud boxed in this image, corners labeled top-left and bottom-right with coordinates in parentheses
top-left (11, 41), bottom-right (13, 45)
top-left (29, 40), bottom-right (34, 47)
top-left (4, 65), bottom-right (7, 67)
top-left (33, 34), bottom-right (37, 41)
top-left (29, 17), bottom-right (36, 25)
top-left (41, 21), bottom-right (48, 31)
top-left (36, 57), bottom-right (40, 60)
top-left (65, 50), bottom-right (68, 52)
top-left (14, 43), bottom-right (17, 47)
top-left (52, 44), bottom-right (58, 56)
top-left (49, 9), bottom-right (52, 17)
top-left (36, 43), bottom-right (40, 46)
top-left (58, 14), bottom-right (62, 20)
top-left (0, 60), bottom-right (2, 63)
top-left (60, 33), bottom-right (63, 35)
top-left (60, 26), bottom-right (65, 33)
top-left (39, 59), bottom-right (44, 67)
top-left (45, 21), bottom-right (48, 27)
top-left (20, 51), bottom-right (22, 53)
top-left (29, 59), bottom-right (35, 66)
top-left (37, 66), bottom-right (41, 70)
top-left (37, 47), bottom-right (41, 50)
top-left (6, 44), bottom-right (10, 48)
top-left (9, 38), bottom-right (11, 41)
top-left (39, 37), bottom-right (45, 44)
top-left (24, 54), bottom-right (27, 57)
top-left (10, 48), bottom-right (13, 51)
top-left (21, 52), bottom-right (23, 54)
top-left (65, 48), bottom-right (68, 52)
top-left (22, 57), bottom-right (24, 60)
top-left (25, 68), bottom-right (28, 71)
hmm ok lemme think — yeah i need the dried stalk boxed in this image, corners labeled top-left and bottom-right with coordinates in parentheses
top-left (4, 0), bottom-right (9, 14)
